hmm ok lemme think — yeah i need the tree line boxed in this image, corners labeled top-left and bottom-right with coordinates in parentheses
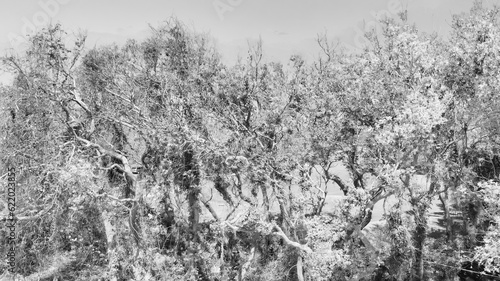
top-left (1, 2), bottom-right (500, 280)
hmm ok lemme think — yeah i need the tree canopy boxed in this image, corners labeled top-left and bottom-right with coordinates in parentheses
top-left (1, 3), bottom-right (500, 280)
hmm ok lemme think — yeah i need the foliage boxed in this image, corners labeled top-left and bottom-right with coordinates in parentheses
top-left (1, 4), bottom-right (500, 280)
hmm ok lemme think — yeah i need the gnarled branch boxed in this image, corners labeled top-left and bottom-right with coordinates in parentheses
top-left (272, 223), bottom-right (312, 254)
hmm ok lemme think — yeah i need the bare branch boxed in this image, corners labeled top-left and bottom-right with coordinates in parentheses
top-left (272, 223), bottom-right (312, 254)
top-left (104, 88), bottom-right (141, 114)
top-left (102, 163), bottom-right (125, 172)
top-left (201, 193), bottom-right (221, 222)
top-left (225, 200), bottom-right (241, 221)
top-left (86, 190), bottom-right (138, 205)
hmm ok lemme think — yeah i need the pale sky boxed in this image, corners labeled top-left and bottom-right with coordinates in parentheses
top-left (1, 0), bottom-right (499, 85)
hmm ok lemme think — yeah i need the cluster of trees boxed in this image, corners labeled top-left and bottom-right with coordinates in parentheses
top-left (1, 2), bottom-right (499, 280)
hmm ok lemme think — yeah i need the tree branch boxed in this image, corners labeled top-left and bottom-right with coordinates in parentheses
top-left (104, 88), bottom-right (141, 114)
top-left (201, 193), bottom-right (221, 222)
top-left (332, 174), bottom-right (350, 195)
top-left (272, 223), bottom-right (312, 254)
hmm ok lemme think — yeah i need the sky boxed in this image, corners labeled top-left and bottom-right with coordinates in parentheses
top-left (0, 0), bottom-right (499, 85)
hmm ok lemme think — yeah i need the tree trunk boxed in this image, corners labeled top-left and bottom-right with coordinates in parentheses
top-left (183, 146), bottom-right (201, 234)
top-left (464, 202), bottom-right (479, 249)
top-left (438, 193), bottom-right (453, 241)
top-left (297, 255), bottom-right (305, 281)
top-left (102, 210), bottom-right (118, 277)
top-left (261, 184), bottom-right (270, 211)
top-left (411, 203), bottom-right (427, 281)
top-left (412, 223), bottom-right (426, 281)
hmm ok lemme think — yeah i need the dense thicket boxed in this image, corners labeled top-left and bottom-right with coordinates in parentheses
top-left (1, 3), bottom-right (500, 280)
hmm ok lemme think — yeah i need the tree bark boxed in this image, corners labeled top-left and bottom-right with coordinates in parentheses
top-left (182, 145), bottom-right (201, 234)
top-left (411, 203), bottom-right (427, 281)
top-left (438, 193), bottom-right (453, 241)
top-left (261, 184), bottom-right (270, 211)
top-left (101, 210), bottom-right (118, 276)
top-left (297, 255), bottom-right (305, 281)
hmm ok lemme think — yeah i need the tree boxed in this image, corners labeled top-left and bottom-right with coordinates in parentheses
top-left (2, 5), bottom-right (500, 280)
